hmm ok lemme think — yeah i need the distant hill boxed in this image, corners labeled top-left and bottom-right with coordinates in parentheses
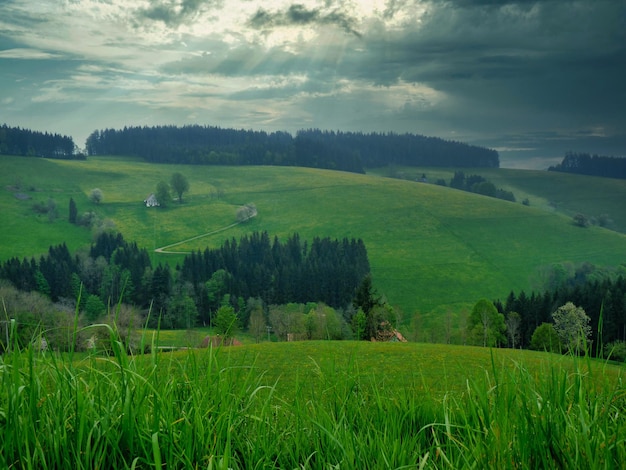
top-left (85, 125), bottom-right (499, 172)
top-left (372, 166), bottom-right (626, 235)
top-left (1, 155), bottom-right (625, 343)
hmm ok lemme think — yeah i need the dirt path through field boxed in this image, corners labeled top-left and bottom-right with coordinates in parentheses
top-left (154, 212), bottom-right (257, 254)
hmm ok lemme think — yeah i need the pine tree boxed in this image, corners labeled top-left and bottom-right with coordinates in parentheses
top-left (69, 197), bottom-right (77, 224)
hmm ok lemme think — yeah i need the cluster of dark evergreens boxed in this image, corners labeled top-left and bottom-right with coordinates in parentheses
top-left (179, 232), bottom-right (370, 324)
top-left (448, 171), bottom-right (516, 202)
top-left (85, 125), bottom-right (499, 172)
top-left (0, 124), bottom-right (80, 159)
top-left (0, 231), bottom-right (370, 330)
top-left (549, 152), bottom-right (626, 179)
top-left (495, 264), bottom-right (626, 356)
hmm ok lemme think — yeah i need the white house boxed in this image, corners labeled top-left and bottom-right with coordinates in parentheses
top-left (144, 193), bottom-right (159, 207)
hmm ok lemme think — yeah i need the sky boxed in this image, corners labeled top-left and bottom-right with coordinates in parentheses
top-left (0, 0), bottom-right (625, 169)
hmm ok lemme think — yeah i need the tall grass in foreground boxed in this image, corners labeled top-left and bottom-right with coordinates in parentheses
top-left (1, 327), bottom-right (625, 468)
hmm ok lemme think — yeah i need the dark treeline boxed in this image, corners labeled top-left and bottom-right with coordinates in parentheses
top-left (0, 124), bottom-right (80, 159)
top-left (549, 152), bottom-right (626, 179)
top-left (0, 231), bottom-right (370, 330)
top-left (85, 125), bottom-right (499, 172)
top-left (179, 232), bottom-right (370, 325)
top-left (495, 264), bottom-right (626, 356)
top-left (448, 171), bottom-right (516, 202)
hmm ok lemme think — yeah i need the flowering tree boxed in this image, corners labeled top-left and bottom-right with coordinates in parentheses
top-left (89, 188), bottom-right (103, 204)
top-left (552, 302), bottom-right (591, 354)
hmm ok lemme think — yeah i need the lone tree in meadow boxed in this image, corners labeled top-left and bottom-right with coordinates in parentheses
top-left (155, 181), bottom-right (172, 208)
top-left (170, 172), bottom-right (189, 203)
top-left (89, 188), bottom-right (103, 204)
top-left (552, 302), bottom-right (592, 354)
top-left (68, 197), bottom-right (77, 223)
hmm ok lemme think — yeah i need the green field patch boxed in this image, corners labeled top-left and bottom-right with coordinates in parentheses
top-left (2, 156), bottom-right (626, 320)
top-left (3, 338), bottom-right (624, 468)
top-left (375, 166), bottom-right (626, 233)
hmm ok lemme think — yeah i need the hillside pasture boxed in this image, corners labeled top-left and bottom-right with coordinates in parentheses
top-left (1, 156), bottom-right (626, 329)
top-left (378, 166), bottom-right (626, 233)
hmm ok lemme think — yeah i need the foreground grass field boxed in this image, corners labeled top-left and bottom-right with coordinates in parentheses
top-left (2, 156), bottom-right (626, 334)
top-left (1, 335), bottom-right (624, 468)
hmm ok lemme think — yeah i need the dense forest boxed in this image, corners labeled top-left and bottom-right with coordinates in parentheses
top-left (0, 231), bottom-right (370, 332)
top-left (549, 152), bottom-right (626, 179)
top-left (495, 263), bottom-right (626, 357)
top-left (0, 124), bottom-right (80, 159)
top-left (179, 232), bottom-right (370, 322)
top-left (85, 125), bottom-right (499, 172)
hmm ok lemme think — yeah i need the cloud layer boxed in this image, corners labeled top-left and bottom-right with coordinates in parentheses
top-left (1, 0), bottom-right (624, 167)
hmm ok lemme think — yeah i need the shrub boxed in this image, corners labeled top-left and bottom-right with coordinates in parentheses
top-left (573, 213), bottom-right (589, 227)
top-left (77, 210), bottom-right (98, 227)
top-left (236, 203), bottom-right (257, 222)
top-left (603, 340), bottom-right (626, 362)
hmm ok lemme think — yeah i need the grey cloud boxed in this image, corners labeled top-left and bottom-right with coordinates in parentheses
top-left (248, 4), bottom-right (362, 37)
top-left (2, 0), bottom-right (625, 162)
top-left (137, 0), bottom-right (218, 27)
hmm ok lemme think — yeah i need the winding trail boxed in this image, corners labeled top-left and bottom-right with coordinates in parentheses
top-left (154, 211), bottom-right (257, 255)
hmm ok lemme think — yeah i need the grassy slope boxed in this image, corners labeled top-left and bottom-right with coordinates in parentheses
top-left (0, 156), bottom-right (89, 258)
top-left (378, 166), bottom-right (626, 233)
top-left (2, 156), bottom-right (626, 327)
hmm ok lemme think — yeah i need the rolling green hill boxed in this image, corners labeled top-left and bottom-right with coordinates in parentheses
top-left (377, 166), bottom-right (626, 233)
top-left (2, 155), bottom-right (626, 335)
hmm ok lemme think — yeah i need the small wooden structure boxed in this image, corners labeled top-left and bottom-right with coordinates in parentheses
top-left (199, 335), bottom-right (242, 348)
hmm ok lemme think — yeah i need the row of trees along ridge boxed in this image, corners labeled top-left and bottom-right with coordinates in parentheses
top-left (0, 124), bottom-right (80, 159)
top-left (85, 125), bottom-right (499, 172)
top-left (549, 152), bottom-right (626, 179)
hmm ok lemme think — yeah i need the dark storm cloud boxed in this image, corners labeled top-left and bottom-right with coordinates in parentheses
top-left (2, 0), bottom-right (625, 164)
top-left (248, 4), bottom-right (362, 37)
top-left (361, 1), bottom-right (625, 117)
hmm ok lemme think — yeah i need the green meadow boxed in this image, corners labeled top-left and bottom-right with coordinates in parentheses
top-left (2, 155), bottom-right (626, 468)
top-left (2, 155), bottom-right (626, 331)
top-left (2, 334), bottom-right (624, 468)
top-left (378, 166), bottom-right (626, 234)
